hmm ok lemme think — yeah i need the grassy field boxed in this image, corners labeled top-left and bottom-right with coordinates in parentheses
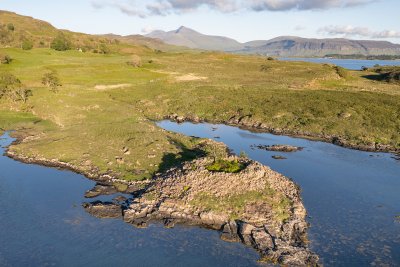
top-left (1, 47), bottom-right (400, 182)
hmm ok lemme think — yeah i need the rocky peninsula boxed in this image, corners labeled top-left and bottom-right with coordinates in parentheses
top-left (6, 133), bottom-right (319, 266)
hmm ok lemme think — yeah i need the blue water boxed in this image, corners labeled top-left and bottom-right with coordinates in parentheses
top-left (157, 121), bottom-right (400, 267)
top-left (0, 132), bottom-right (261, 267)
top-left (279, 57), bottom-right (400, 70)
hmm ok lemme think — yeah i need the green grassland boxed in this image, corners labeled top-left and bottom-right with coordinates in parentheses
top-left (1, 47), bottom-right (399, 182)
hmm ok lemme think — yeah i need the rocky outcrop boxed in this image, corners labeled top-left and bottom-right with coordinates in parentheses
top-left (122, 157), bottom-right (319, 265)
top-left (5, 131), bottom-right (319, 265)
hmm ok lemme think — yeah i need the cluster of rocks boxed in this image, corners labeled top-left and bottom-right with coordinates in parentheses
top-left (255, 144), bottom-right (304, 153)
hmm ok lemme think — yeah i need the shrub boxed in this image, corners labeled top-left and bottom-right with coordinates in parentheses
top-left (50, 33), bottom-right (72, 51)
top-left (42, 70), bottom-right (62, 92)
top-left (7, 23), bottom-right (14, 31)
top-left (127, 55), bottom-right (142, 67)
top-left (22, 39), bottom-right (33, 50)
top-left (206, 159), bottom-right (246, 173)
top-left (99, 43), bottom-right (110, 54)
top-left (0, 54), bottom-right (12, 64)
top-left (0, 73), bottom-right (32, 103)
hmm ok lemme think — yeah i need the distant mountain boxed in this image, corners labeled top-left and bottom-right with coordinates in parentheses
top-left (146, 26), bottom-right (243, 51)
top-left (240, 36), bottom-right (400, 57)
top-left (147, 27), bottom-right (400, 56)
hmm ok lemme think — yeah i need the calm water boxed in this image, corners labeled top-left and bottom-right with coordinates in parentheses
top-left (279, 57), bottom-right (400, 70)
top-left (158, 121), bottom-right (400, 267)
top-left (0, 132), bottom-right (261, 267)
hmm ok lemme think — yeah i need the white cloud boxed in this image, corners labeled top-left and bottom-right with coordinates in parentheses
top-left (318, 25), bottom-right (400, 38)
top-left (91, 0), bottom-right (378, 17)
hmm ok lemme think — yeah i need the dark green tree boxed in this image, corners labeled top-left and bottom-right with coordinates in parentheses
top-left (50, 33), bottom-right (72, 51)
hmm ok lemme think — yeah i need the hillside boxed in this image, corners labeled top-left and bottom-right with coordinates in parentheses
top-left (147, 27), bottom-right (400, 56)
top-left (0, 10), bottom-right (180, 53)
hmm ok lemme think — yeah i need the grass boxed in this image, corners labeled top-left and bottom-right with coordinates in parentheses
top-left (0, 48), bottom-right (400, 183)
top-left (0, 46), bottom-right (399, 182)
top-left (190, 186), bottom-right (292, 222)
top-left (206, 159), bottom-right (246, 173)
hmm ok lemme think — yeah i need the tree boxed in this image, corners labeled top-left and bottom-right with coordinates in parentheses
top-left (99, 43), bottom-right (110, 54)
top-left (10, 87), bottom-right (32, 103)
top-left (50, 33), bottom-right (72, 51)
top-left (22, 39), bottom-right (33, 50)
top-left (42, 70), bottom-right (62, 92)
top-left (0, 73), bottom-right (32, 103)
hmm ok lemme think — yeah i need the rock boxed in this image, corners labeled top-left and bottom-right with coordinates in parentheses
top-left (251, 228), bottom-right (275, 251)
top-left (84, 184), bottom-right (118, 198)
top-left (83, 201), bottom-right (123, 219)
top-left (272, 155), bottom-right (287, 160)
top-left (200, 212), bottom-right (227, 230)
top-left (256, 144), bottom-right (303, 152)
top-left (113, 195), bottom-right (128, 203)
top-left (220, 221), bottom-right (240, 242)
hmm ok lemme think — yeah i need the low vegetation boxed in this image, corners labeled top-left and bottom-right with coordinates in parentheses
top-left (206, 159), bottom-right (246, 173)
top-left (191, 187), bottom-right (292, 222)
top-left (0, 47), bottom-right (399, 181)
top-left (364, 66), bottom-right (400, 84)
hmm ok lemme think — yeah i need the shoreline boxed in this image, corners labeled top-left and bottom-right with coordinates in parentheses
top-left (164, 114), bottom-right (400, 154)
top-left (4, 132), bottom-right (320, 266)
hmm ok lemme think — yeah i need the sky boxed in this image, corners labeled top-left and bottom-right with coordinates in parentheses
top-left (1, 0), bottom-right (399, 43)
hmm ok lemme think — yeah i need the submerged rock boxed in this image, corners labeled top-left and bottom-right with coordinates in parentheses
top-left (84, 184), bottom-right (118, 198)
top-left (256, 144), bottom-right (303, 152)
top-left (82, 201), bottom-right (123, 219)
top-left (272, 155), bottom-right (287, 160)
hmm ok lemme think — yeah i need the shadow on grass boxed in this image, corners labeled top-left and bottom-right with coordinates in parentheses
top-left (156, 137), bottom-right (206, 174)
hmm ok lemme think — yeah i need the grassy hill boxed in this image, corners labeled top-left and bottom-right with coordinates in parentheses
top-left (0, 10), bottom-right (183, 53)
top-left (1, 11), bottom-right (400, 183)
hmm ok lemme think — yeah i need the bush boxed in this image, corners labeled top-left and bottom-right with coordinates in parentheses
top-left (50, 33), bottom-right (72, 51)
top-left (0, 54), bottom-right (12, 64)
top-left (206, 159), bottom-right (246, 173)
top-left (22, 39), bottom-right (33, 50)
top-left (42, 70), bottom-right (62, 92)
top-left (127, 55), bottom-right (142, 67)
top-left (0, 73), bottom-right (32, 103)
top-left (7, 23), bottom-right (14, 31)
top-left (99, 44), bottom-right (110, 54)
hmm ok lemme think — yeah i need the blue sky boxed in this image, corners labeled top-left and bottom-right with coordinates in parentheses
top-left (1, 0), bottom-right (399, 43)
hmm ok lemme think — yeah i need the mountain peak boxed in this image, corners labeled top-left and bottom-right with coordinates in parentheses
top-left (175, 26), bottom-right (195, 34)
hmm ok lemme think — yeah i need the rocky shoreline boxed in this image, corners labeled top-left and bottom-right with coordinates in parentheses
top-left (165, 114), bottom-right (400, 154)
top-left (5, 133), bottom-right (319, 266)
